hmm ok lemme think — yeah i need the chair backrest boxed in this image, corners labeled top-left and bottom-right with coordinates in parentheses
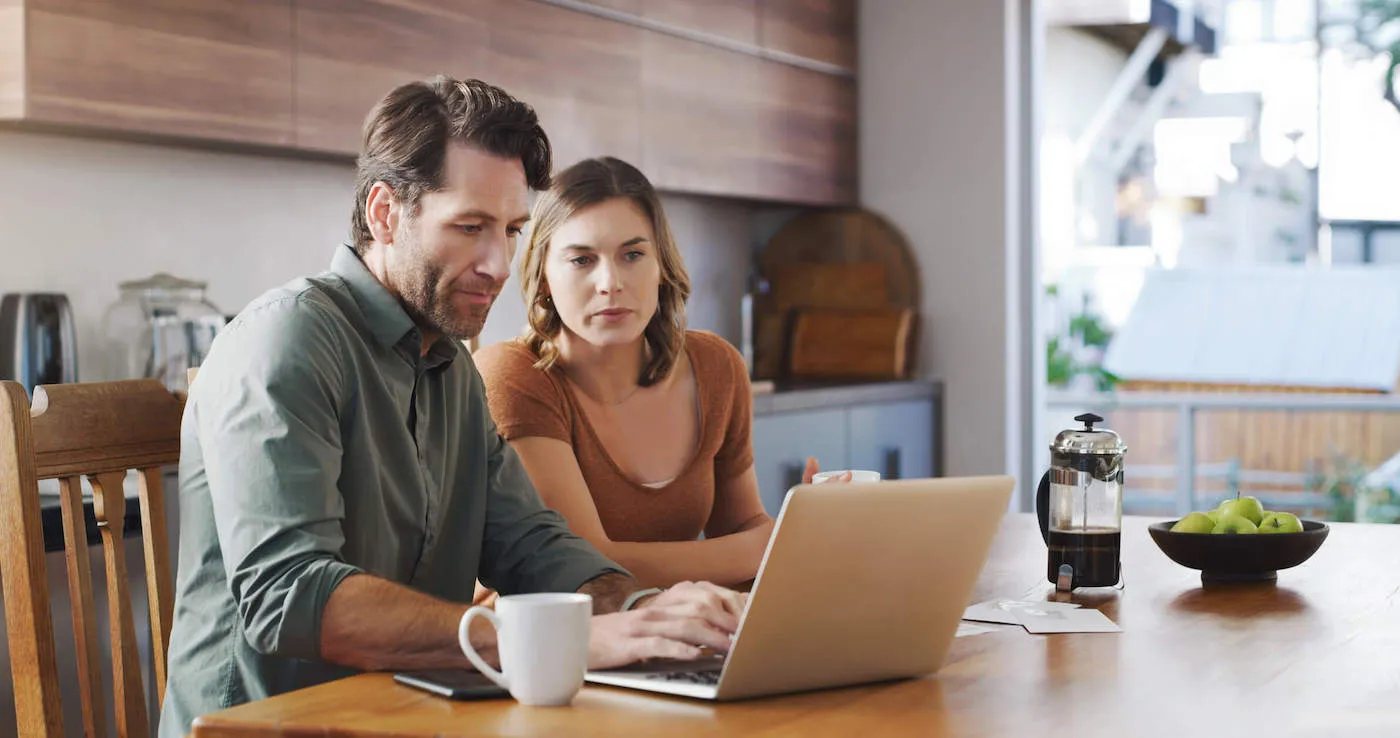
top-left (0, 379), bottom-right (184, 738)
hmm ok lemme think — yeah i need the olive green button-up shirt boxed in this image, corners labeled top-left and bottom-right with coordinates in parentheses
top-left (159, 246), bottom-right (625, 737)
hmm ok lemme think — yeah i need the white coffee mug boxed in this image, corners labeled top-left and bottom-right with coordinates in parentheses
top-left (458, 592), bottom-right (592, 706)
top-left (811, 469), bottom-right (882, 484)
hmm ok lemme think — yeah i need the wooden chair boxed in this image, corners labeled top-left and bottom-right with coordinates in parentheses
top-left (0, 379), bottom-right (185, 737)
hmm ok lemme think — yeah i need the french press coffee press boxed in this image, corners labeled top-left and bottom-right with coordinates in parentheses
top-left (1036, 413), bottom-right (1126, 591)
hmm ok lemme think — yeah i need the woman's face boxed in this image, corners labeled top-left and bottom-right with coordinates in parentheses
top-left (542, 197), bottom-right (661, 350)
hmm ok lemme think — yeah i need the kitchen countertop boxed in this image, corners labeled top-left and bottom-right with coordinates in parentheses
top-left (751, 378), bottom-right (941, 415)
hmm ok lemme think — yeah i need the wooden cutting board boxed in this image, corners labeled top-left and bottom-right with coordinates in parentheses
top-left (766, 263), bottom-right (891, 311)
top-left (753, 208), bottom-right (920, 380)
top-left (759, 208), bottom-right (920, 309)
top-left (786, 308), bottom-right (917, 381)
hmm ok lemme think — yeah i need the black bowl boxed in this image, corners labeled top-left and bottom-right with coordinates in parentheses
top-left (1147, 520), bottom-right (1329, 583)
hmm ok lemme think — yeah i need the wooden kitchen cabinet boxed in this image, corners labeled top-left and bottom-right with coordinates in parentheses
top-left (642, 0), bottom-right (758, 46)
top-left (1, 1), bottom-right (22, 120)
top-left (751, 59), bottom-right (856, 205)
top-left (488, 0), bottom-right (644, 170)
top-left (642, 29), bottom-right (853, 205)
top-left (22, 0), bottom-right (296, 146)
top-left (293, 0), bottom-right (491, 154)
top-left (296, 0), bottom-right (643, 168)
top-left (4, 0), bottom-right (855, 206)
top-left (759, 0), bottom-right (856, 70)
top-left (641, 29), bottom-right (761, 199)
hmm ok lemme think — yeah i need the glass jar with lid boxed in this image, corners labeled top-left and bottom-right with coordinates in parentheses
top-left (101, 273), bottom-right (227, 392)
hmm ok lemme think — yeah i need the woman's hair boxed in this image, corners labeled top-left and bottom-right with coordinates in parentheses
top-left (519, 157), bottom-right (691, 386)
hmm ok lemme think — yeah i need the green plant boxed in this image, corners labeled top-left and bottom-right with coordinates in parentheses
top-left (1068, 313), bottom-right (1113, 349)
top-left (1358, 482), bottom-right (1400, 523)
top-left (1305, 453), bottom-right (1368, 523)
top-left (1044, 288), bottom-right (1119, 390)
top-left (1047, 336), bottom-right (1074, 386)
top-left (1340, 0), bottom-right (1400, 112)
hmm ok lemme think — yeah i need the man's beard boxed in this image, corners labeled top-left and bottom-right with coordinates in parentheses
top-left (396, 236), bottom-right (496, 341)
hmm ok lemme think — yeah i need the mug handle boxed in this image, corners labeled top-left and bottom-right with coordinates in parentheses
top-left (458, 606), bottom-right (509, 690)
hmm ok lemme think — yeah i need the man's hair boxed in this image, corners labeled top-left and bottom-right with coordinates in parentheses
top-left (350, 76), bottom-right (552, 254)
top-left (519, 157), bottom-right (692, 387)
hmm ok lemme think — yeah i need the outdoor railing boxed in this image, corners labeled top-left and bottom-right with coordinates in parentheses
top-left (1045, 389), bottom-right (1400, 516)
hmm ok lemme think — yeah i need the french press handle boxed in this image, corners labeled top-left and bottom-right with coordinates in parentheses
top-left (1035, 471), bottom-right (1050, 545)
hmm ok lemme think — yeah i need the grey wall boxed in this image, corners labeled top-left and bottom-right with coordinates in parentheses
top-left (859, 0), bottom-right (1036, 498)
top-left (0, 130), bottom-right (776, 378)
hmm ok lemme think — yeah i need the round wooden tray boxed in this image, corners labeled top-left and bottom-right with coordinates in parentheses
top-left (759, 208), bottom-right (920, 310)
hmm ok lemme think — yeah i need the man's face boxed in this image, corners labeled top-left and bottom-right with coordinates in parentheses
top-left (388, 144), bottom-right (530, 341)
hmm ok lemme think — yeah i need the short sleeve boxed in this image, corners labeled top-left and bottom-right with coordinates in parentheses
top-left (473, 340), bottom-right (573, 444)
top-left (697, 332), bottom-right (755, 482)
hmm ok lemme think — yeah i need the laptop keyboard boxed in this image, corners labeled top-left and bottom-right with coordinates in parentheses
top-left (645, 669), bottom-right (721, 686)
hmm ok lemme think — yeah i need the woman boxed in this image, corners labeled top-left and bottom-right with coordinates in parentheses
top-left (475, 157), bottom-right (841, 590)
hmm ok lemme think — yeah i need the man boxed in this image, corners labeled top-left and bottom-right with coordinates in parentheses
top-left (159, 77), bottom-right (742, 736)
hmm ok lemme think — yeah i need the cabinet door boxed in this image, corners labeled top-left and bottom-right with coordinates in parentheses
top-left (847, 400), bottom-right (934, 481)
top-left (751, 408), bottom-right (846, 516)
top-left (751, 60), bottom-right (856, 205)
top-left (26, 0), bottom-right (295, 146)
top-left (642, 0), bottom-right (758, 46)
top-left (758, 0), bottom-right (855, 70)
top-left (293, 0), bottom-right (490, 154)
top-left (641, 30), bottom-right (761, 199)
top-left (488, 0), bottom-right (643, 170)
top-left (1, 5), bottom-right (21, 119)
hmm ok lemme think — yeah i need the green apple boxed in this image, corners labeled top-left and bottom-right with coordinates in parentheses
top-left (1206, 509), bottom-right (1223, 524)
top-left (1217, 496), bottom-right (1266, 526)
top-left (1171, 512), bottom-right (1216, 534)
top-left (1258, 511), bottom-right (1304, 534)
top-left (1212, 513), bottom-right (1258, 534)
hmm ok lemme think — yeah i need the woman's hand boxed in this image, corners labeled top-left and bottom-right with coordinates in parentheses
top-left (801, 457), bottom-right (852, 484)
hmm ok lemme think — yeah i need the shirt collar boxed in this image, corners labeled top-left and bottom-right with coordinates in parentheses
top-left (330, 244), bottom-right (459, 369)
top-left (330, 244), bottom-right (416, 351)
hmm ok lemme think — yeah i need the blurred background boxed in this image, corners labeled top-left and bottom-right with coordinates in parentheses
top-left (4, 1), bottom-right (1400, 530)
top-left (1041, 0), bottom-right (1400, 523)
top-left (6, 1), bottom-right (1400, 729)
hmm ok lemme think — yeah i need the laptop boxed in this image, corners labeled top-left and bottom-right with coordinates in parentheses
top-left (585, 475), bottom-right (1014, 700)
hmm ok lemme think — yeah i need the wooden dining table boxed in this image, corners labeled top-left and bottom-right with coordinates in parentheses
top-left (191, 514), bottom-right (1400, 737)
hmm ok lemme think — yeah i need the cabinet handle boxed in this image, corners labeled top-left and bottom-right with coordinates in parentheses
top-left (883, 447), bottom-right (902, 481)
top-left (783, 463), bottom-right (805, 491)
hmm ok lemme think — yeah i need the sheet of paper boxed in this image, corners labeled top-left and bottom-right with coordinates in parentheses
top-left (955, 622), bottom-right (997, 638)
top-left (1012, 606), bottom-right (1122, 634)
top-left (962, 599), bottom-right (1081, 625)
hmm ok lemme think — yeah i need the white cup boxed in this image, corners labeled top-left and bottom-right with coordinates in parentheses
top-left (811, 469), bottom-right (882, 484)
top-left (458, 592), bottom-right (592, 706)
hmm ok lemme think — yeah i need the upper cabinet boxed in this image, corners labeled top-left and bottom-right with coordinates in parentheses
top-left (21, 0), bottom-right (295, 146)
top-left (2, 0), bottom-right (855, 206)
top-left (487, 1), bottom-right (644, 170)
top-left (642, 30), bottom-right (760, 199)
top-left (751, 61), bottom-right (856, 205)
top-left (293, 0), bottom-right (491, 154)
top-left (1, 2), bottom-right (22, 119)
top-left (642, 0), bottom-right (758, 47)
top-left (759, 0), bottom-right (856, 70)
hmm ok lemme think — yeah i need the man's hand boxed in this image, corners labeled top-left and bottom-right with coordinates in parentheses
top-left (588, 582), bottom-right (747, 670)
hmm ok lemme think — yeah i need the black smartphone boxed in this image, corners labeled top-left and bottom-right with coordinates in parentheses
top-left (393, 669), bottom-right (510, 700)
